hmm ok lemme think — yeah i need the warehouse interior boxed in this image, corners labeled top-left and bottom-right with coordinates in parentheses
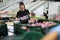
top-left (0, 0), bottom-right (60, 40)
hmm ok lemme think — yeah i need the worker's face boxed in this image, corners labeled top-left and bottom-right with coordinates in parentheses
top-left (19, 5), bottom-right (25, 11)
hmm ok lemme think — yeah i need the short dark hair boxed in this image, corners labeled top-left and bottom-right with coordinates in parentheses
top-left (19, 2), bottom-right (24, 6)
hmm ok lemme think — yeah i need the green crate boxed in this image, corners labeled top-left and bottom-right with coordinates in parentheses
top-left (14, 23), bottom-right (27, 35)
top-left (21, 31), bottom-right (44, 40)
top-left (0, 23), bottom-right (8, 36)
top-left (27, 26), bottom-right (41, 32)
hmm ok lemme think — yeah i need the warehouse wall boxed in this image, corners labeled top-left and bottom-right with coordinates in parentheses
top-left (33, 2), bottom-right (48, 17)
top-left (33, 5), bottom-right (45, 17)
top-left (49, 2), bottom-right (57, 15)
top-left (3, 0), bottom-right (9, 2)
top-left (23, 0), bottom-right (33, 4)
top-left (33, 2), bottom-right (60, 18)
top-left (49, 2), bottom-right (60, 18)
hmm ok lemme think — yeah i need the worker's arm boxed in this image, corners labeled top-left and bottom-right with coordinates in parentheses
top-left (41, 32), bottom-right (58, 40)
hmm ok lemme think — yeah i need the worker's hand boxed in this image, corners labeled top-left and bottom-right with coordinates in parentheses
top-left (23, 16), bottom-right (28, 20)
top-left (41, 32), bottom-right (58, 40)
top-left (20, 16), bottom-right (28, 20)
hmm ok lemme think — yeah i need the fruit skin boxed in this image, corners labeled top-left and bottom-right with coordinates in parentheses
top-left (41, 24), bottom-right (47, 28)
top-left (21, 26), bottom-right (27, 30)
top-left (28, 21), bottom-right (56, 28)
top-left (35, 23), bottom-right (41, 26)
top-left (40, 22), bottom-right (56, 28)
top-left (29, 18), bottom-right (38, 23)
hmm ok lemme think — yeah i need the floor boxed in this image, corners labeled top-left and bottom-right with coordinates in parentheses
top-left (0, 35), bottom-right (21, 40)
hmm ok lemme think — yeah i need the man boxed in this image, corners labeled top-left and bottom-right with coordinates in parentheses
top-left (16, 2), bottom-right (30, 24)
top-left (43, 10), bottom-right (48, 20)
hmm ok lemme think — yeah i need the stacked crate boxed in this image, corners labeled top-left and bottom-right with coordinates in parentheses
top-left (0, 23), bottom-right (8, 37)
top-left (14, 23), bottom-right (27, 35)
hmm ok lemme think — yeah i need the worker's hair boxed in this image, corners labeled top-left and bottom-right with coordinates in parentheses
top-left (19, 2), bottom-right (24, 6)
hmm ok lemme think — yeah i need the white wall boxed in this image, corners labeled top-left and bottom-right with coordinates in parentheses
top-left (33, 5), bottom-right (45, 17)
top-left (33, 2), bottom-right (47, 17)
top-left (33, 2), bottom-right (60, 18)
top-left (23, 0), bottom-right (33, 4)
top-left (48, 2), bottom-right (60, 18)
top-left (49, 2), bottom-right (60, 14)
top-left (3, 0), bottom-right (9, 2)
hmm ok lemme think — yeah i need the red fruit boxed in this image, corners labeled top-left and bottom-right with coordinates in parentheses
top-left (31, 24), bottom-right (35, 26)
top-left (46, 22), bottom-right (49, 24)
top-left (35, 23), bottom-right (41, 26)
top-left (21, 26), bottom-right (27, 30)
top-left (41, 24), bottom-right (47, 28)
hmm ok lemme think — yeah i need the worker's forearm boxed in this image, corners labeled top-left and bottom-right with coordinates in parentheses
top-left (41, 32), bottom-right (58, 40)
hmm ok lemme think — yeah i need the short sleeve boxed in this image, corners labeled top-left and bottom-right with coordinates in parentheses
top-left (16, 11), bottom-right (20, 18)
top-left (28, 10), bottom-right (30, 14)
top-left (26, 9), bottom-right (30, 15)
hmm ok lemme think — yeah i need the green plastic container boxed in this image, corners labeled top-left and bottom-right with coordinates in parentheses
top-left (27, 26), bottom-right (41, 32)
top-left (14, 23), bottom-right (27, 35)
top-left (21, 31), bottom-right (44, 40)
top-left (0, 23), bottom-right (8, 36)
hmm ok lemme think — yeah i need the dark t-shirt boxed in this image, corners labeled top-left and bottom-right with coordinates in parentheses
top-left (16, 9), bottom-right (30, 23)
top-left (16, 9), bottom-right (30, 18)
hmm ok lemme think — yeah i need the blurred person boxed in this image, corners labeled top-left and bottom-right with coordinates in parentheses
top-left (41, 24), bottom-right (60, 40)
top-left (16, 2), bottom-right (30, 24)
top-left (43, 12), bottom-right (48, 20)
top-left (43, 10), bottom-right (48, 20)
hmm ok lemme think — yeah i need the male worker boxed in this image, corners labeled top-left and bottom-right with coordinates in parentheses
top-left (43, 10), bottom-right (48, 20)
top-left (16, 2), bottom-right (30, 24)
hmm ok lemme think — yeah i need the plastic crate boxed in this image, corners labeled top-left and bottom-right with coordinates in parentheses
top-left (21, 31), bottom-right (44, 40)
top-left (0, 23), bottom-right (8, 36)
top-left (14, 23), bottom-right (27, 35)
top-left (27, 26), bottom-right (41, 32)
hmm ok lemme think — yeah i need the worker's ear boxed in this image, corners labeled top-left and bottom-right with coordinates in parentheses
top-left (41, 32), bottom-right (58, 40)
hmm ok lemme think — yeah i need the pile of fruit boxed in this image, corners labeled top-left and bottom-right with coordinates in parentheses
top-left (27, 21), bottom-right (56, 28)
